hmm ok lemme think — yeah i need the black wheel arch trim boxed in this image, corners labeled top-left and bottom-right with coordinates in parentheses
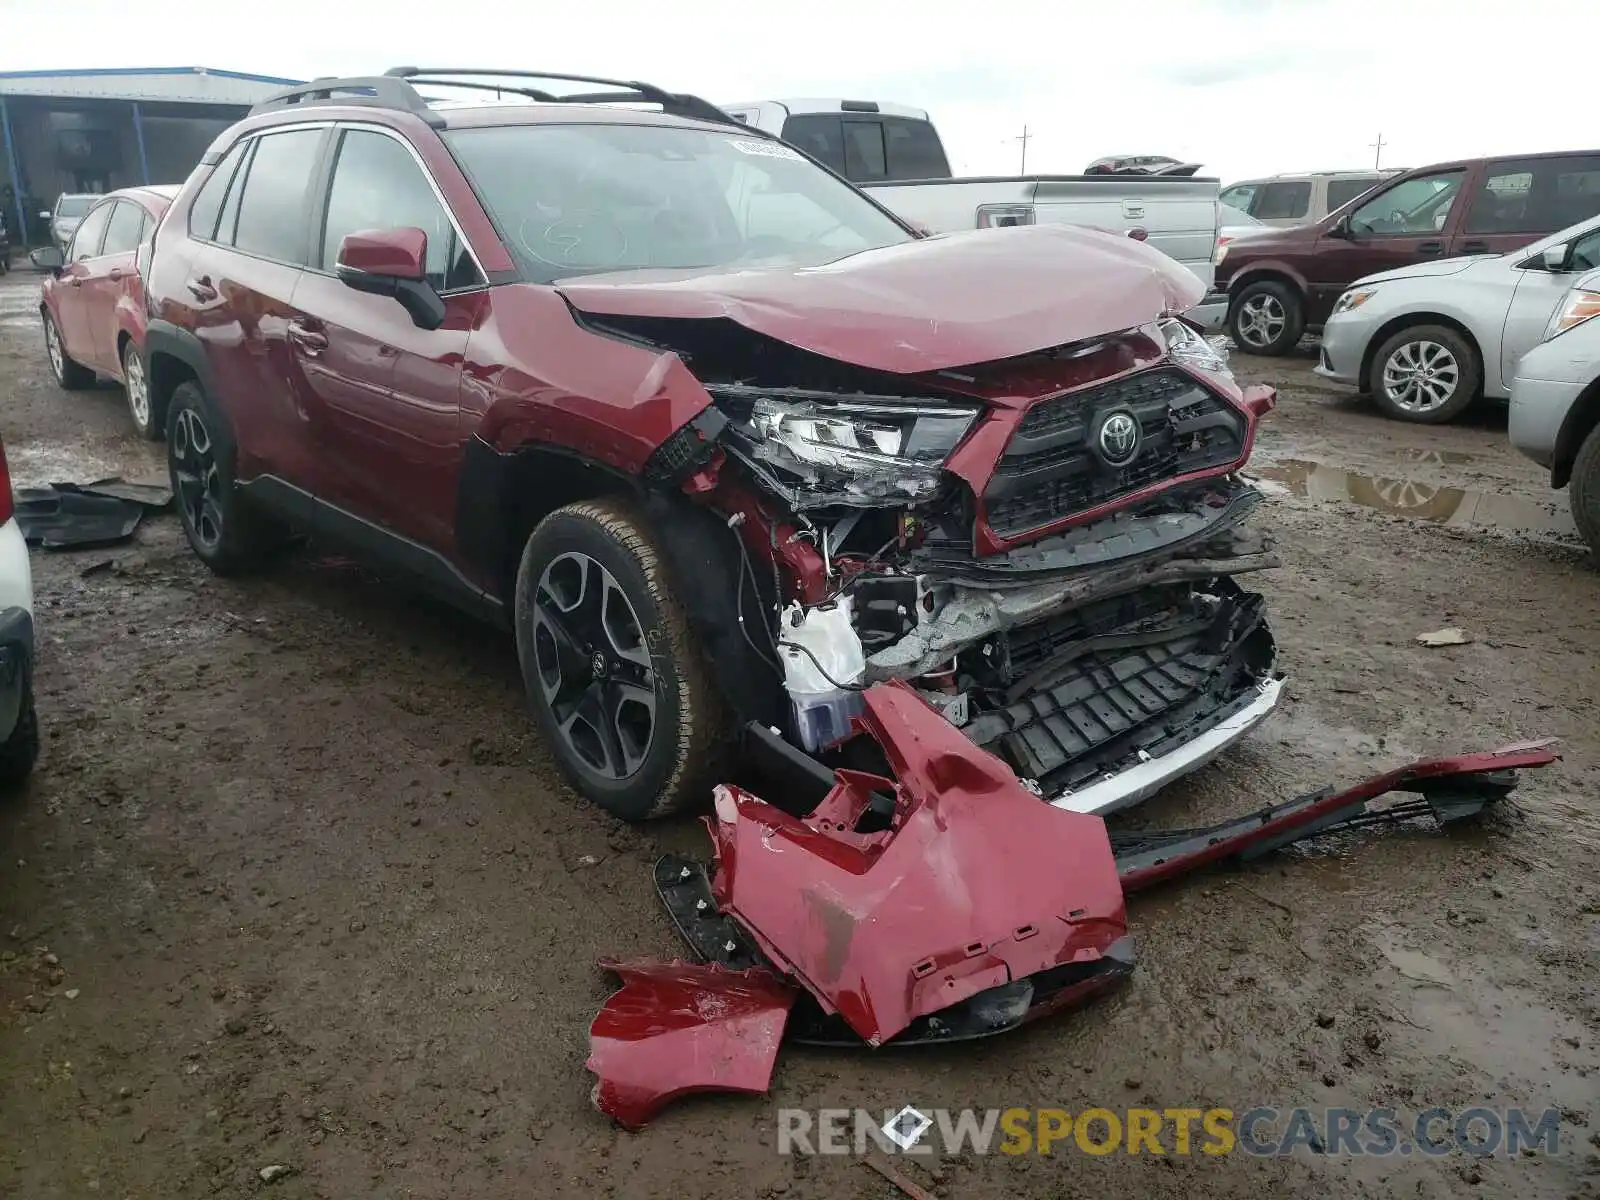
top-left (458, 435), bottom-right (784, 729)
top-left (143, 320), bottom-right (220, 419)
top-left (1551, 375), bottom-right (1600, 490)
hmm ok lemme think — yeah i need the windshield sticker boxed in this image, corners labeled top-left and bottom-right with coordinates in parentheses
top-left (728, 138), bottom-right (804, 161)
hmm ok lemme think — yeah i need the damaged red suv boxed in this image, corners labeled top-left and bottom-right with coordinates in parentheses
top-left (142, 69), bottom-right (1282, 821)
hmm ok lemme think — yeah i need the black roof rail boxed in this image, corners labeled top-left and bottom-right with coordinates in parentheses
top-left (384, 67), bottom-right (746, 130)
top-left (248, 75), bottom-right (447, 128)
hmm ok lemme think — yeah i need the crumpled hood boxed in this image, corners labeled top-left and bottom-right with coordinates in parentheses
top-left (1353, 254), bottom-right (1499, 287)
top-left (556, 225), bottom-right (1204, 375)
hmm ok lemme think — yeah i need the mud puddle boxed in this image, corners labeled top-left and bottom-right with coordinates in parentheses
top-left (1250, 458), bottom-right (1579, 542)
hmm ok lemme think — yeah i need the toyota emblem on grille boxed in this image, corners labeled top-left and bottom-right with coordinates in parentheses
top-left (1096, 410), bottom-right (1141, 466)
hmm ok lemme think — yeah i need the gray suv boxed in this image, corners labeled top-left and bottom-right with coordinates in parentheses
top-left (1219, 170), bottom-right (1402, 228)
top-left (1508, 265), bottom-right (1600, 557)
top-left (41, 193), bottom-right (98, 250)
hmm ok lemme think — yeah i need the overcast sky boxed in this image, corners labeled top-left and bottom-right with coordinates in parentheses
top-left (2, 0), bottom-right (1591, 184)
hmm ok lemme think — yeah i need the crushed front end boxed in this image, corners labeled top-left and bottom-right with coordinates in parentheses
top-left (579, 258), bottom-right (1282, 815)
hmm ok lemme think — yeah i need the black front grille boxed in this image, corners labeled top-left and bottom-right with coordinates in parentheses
top-left (984, 368), bottom-right (1247, 538)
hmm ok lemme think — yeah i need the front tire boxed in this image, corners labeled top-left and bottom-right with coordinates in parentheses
top-left (165, 382), bottom-right (281, 576)
top-left (1570, 422), bottom-right (1600, 561)
top-left (1228, 280), bottom-right (1304, 356)
top-left (43, 312), bottom-right (93, 390)
top-left (1367, 324), bottom-right (1480, 424)
top-left (514, 498), bottom-right (727, 822)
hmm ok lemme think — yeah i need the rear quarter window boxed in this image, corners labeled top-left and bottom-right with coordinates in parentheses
top-left (187, 141), bottom-right (248, 240)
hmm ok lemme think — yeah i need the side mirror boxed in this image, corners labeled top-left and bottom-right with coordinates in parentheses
top-left (1542, 243), bottom-right (1568, 272)
top-left (38, 210), bottom-right (51, 221)
top-left (1325, 215), bottom-right (1350, 240)
top-left (29, 245), bottom-right (65, 274)
top-left (335, 227), bottom-right (444, 331)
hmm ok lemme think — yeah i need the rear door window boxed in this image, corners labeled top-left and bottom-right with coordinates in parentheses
top-left (881, 117), bottom-right (949, 180)
top-left (229, 128), bottom-right (325, 264)
top-left (779, 114), bottom-right (846, 174)
top-left (1254, 181), bottom-right (1311, 220)
top-left (1466, 156), bottom-right (1600, 234)
top-left (100, 200), bottom-right (146, 257)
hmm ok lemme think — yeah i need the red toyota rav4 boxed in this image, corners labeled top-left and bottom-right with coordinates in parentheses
top-left (141, 69), bottom-right (1283, 822)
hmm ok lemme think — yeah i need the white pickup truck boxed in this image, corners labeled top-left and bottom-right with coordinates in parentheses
top-left (719, 98), bottom-right (1225, 325)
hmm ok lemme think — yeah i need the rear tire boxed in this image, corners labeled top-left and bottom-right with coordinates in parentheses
top-left (1228, 280), bottom-right (1304, 356)
top-left (514, 498), bottom-right (727, 822)
top-left (43, 312), bottom-right (93, 390)
top-left (1570, 422), bottom-right (1600, 561)
top-left (122, 340), bottom-right (160, 441)
top-left (1367, 324), bottom-right (1480, 424)
top-left (165, 381), bottom-right (283, 576)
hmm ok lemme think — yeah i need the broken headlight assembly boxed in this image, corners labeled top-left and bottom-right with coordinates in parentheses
top-left (1157, 316), bottom-right (1232, 379)
top-left (708, 384), bottom-right (981, 504)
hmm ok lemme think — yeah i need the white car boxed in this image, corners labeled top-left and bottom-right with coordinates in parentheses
top-left (0, 436), bottom-right (38, 783)
top-left (1509, 267), bottom-right (1600, 557)
top-left (1315, 212), bottom-right (1600, 423)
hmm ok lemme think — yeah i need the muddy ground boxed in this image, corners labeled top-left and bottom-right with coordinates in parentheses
top-left (0, 269), bottom-right (1595, 1200)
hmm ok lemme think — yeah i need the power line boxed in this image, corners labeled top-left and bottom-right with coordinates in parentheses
top-left (1009, 124), bottom-right (1032, 175)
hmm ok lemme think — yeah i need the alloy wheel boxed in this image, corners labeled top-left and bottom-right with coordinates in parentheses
top-left (124, 346), bottom-right (150, 428)
top-left (43, 317), bottom-right (64, 381)
top-left (170, 407), bottom-right (224, 551)
top-left (531, 552), bottom-right (657, 781)
top-left (1381, 340), bottom-right (1460, 413)
top-left (1235, 293), bottom-right (1287, 349)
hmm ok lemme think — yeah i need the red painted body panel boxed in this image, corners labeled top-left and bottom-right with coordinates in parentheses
top-left (556, 225), bottom-right (1204, 376)
top-left (705, 681), bottom-right (1129, 1047)
top-left (585, 958), bottom-right (796, 1131)
top-left (286, 271), bottom-right (482, 547)
top-left (460, 285), bottom-right (721, 473)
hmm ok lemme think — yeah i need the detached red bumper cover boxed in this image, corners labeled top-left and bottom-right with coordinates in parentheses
top-left (706, 681), bottom-right (1129, 1048)
top-left (585, 682), bottom-right (1559, 1128)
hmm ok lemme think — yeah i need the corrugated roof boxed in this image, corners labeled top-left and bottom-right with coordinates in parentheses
top-left (0, 67), bottom-right (302, 106)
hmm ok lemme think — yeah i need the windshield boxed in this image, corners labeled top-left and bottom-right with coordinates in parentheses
top-left (57, 196), bottom-right (94, 218)
top-left (444, 123), bottom-right (914, 282)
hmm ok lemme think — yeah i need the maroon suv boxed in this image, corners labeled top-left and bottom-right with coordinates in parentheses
top-left (1217, 150), bottom-right (1600, 355)
top-left (142, 69), bottom-right (1283, 822)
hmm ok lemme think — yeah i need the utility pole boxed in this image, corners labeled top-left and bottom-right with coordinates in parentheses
top-left (1370, 132), bottom-right (1386, 170)
top-left (1011, 124), bottom-right (1031, 174)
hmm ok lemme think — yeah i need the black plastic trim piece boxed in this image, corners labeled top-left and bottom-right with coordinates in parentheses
top-left (239, 475), bottom-right (504, 626)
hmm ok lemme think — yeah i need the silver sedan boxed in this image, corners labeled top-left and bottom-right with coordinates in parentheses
top-left (1315, 213), bottom-right (1600, 423)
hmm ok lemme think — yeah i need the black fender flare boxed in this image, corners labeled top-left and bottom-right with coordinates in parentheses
top-left (142, 319), bottom-right (221, 434)
top-left (457, 436), bottom-right (784, 728)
